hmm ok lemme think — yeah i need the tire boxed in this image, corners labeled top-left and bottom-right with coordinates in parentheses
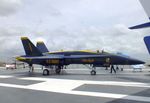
top-left (90, 70), bottom-right (96, 75)
top-left (55, 69), bottom-right (61, 74)
top-left (43, 69), bottom-right (49, 76)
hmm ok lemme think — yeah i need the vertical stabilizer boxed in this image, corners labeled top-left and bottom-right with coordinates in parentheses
top-left (144, 36), bottom-right (150, 54)
top-left (21, 37), bottom-right (43, 56)
top-left (36, 41), bottom-right (49, 53)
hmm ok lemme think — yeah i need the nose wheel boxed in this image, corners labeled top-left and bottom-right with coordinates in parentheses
top-left (84, 65), bottom-right (97, 75)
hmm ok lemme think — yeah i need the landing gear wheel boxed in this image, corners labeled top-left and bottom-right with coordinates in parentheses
top-left (55, 69), bottom-right (61, 74)
top-left (43, 69), bottom-right (49, 76)
top-left (90, 70), bottom-right (96, 75)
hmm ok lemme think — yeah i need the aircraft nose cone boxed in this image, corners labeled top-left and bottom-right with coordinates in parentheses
top-left (132, 59), bottom-right (145, 64)
top-left (138, 60), bottom-right (145, 64)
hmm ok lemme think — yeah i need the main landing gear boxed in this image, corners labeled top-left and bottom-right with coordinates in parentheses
top-left (42, 65), bottom-right (62, 76)
top-left (90, 67), bottom-right (96, 75)
top-left (55, 68), bottom-right (61, 74)
top-left (29, 64), bottom-right (34, 73)
top-left (43, 69), bottom-right (49, 76)
top-left (90, 70), bottom-right (96, 75)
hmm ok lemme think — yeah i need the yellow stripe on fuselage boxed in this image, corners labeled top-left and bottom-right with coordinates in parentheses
top-left (46, 60), bottom-right (59, 64)
top-left (82, 59), bottom-right (95, 63)
top-left (48, 50), bottom-right (99, 54)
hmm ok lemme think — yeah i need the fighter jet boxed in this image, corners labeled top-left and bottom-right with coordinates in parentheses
top-left (16, 37), bottom-right (144, 75)
top-left (129, 0), bottom-right (150, 29)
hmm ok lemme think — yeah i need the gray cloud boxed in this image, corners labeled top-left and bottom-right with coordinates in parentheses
top-left (0, 0), bottom-right (149, 63)
top-left (0, 0), bottom-right (22, 16)
top-left (0, 24), bottom-right (149, 62)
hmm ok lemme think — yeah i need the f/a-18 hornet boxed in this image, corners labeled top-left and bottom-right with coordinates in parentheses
top-left (16, 37), bottom-right (144, 75)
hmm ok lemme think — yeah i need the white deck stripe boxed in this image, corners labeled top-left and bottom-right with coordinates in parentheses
top-left (0, 75), bottom-right (13, 78)
top-left (21, 77), bottom-right (150, 88)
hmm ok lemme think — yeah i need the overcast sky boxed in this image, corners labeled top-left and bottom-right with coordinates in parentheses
top-left (0, 0), bottom-right (150, 62)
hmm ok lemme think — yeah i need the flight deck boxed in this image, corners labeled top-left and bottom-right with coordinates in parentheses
top-left (0, 67), bottom-right (149, 103)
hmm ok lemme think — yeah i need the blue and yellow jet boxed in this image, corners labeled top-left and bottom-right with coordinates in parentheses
top-left (16, 37), bottom-right (144, 75)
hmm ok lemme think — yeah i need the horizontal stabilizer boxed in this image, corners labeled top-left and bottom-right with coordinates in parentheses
top-left (144, 36), bottom-right (150, 54)
top-left (129, 22), bottom-right (150, 29)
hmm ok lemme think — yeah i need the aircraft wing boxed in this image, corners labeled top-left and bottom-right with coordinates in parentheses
top-left (129, 22), bottom-right (150, 29)
top-left (21, 54), bottom-right (110, 60)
